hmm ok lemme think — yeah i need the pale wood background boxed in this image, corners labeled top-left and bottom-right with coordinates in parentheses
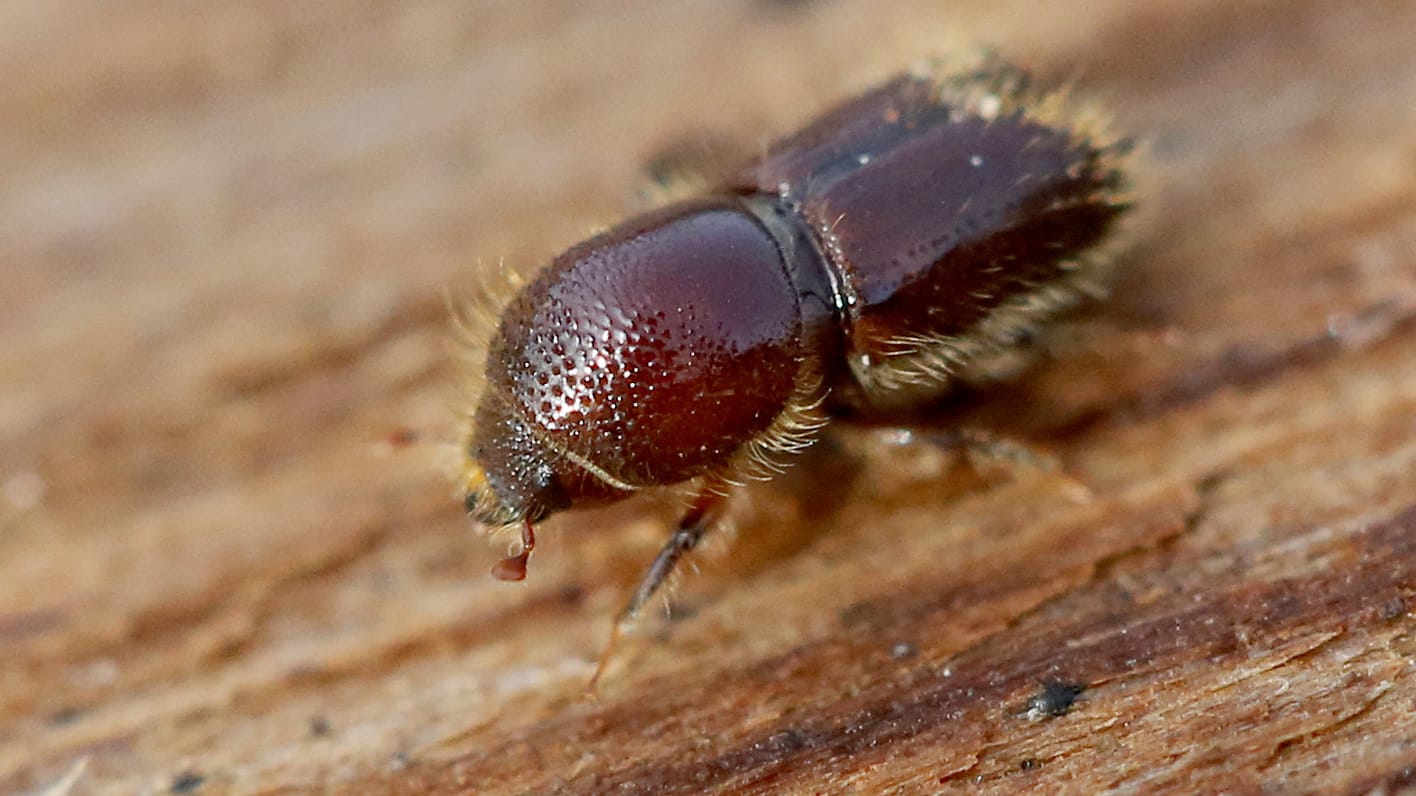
top-left (3, 1), bottom-right (1416, 794)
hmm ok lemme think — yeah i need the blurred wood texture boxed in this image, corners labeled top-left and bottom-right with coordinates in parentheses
top-left (3, 1), bottom-right (1416, 794)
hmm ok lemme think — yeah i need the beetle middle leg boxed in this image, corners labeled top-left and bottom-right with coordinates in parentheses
top-left (588, 484), bottom-right (727, 692)
top-left (913, 427), bottom-right (1093, 502)
top-left (857, 426), bottom-right (1093, 503)
top-left (635, 132), bottom-right (754, 209)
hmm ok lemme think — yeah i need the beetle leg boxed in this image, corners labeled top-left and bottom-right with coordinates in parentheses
top-left (918, 428), bottom-right (1093, 502)
top-left (588, 485), bottom-right (726, 693)
top-left (635, 133), bottom-right (753, 208)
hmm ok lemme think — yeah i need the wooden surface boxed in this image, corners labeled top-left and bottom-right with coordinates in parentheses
top-left (4, 1), bottom-right (1416, 793)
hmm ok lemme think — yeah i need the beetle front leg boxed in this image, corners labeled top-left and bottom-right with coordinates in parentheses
top-left (588, 484), bottom-right (726, 693)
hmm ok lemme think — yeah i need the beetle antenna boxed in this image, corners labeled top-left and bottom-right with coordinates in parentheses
top-left (491, 518), bottom-right (537, 581)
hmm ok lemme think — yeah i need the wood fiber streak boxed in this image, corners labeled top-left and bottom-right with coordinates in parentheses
top-left (2, 0), bottom-right (1415, 794)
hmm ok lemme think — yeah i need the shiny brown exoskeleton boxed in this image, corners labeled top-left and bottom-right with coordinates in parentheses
top-left (455, 53), bottom-right (1133, 682)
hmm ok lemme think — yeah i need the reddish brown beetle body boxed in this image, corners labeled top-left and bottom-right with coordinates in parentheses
top-left (456, 53), bottom-right (1133, 662)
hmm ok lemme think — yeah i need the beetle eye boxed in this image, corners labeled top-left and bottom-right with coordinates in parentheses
top-left (462, 490), bottom-right (481, 515)
top-left (466, 486), bottom-right (521, 526)
top-left (462, 461), bottom-right (517, 525)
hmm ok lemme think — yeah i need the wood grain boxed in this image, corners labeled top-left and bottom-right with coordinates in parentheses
top-left (3, 1), bottom-right (1415, 793)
